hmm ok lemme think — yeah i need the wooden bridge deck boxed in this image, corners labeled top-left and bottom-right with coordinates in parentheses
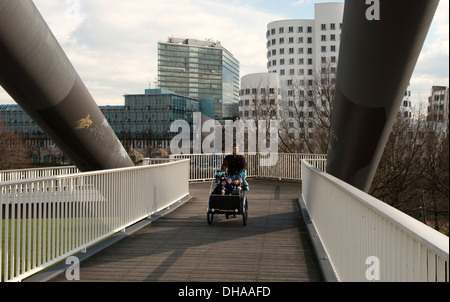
top-left (49, 179), bottom-right (323, 282)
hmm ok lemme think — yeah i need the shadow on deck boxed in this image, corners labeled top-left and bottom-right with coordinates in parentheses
top-left (47, 179), bottom-right (323, 282)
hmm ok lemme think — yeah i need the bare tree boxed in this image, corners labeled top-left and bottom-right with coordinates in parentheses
top-left (240, 76), bottom-right (281, 153)
top-left (278, 62), bottom-right (336, 154)
top-left (0, 119), bottom-right (31, 170)
top-left (369, 103), bottom-right (449, 234)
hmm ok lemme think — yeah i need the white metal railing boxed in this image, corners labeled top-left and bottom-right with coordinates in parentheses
top-left (169, 153), bottom-right (327, 181)
top-left (301, 160), bottom-right (449, 282)
top-left (0, 166), bottom-right (80, 182)
top-left (0, 159), bottom-right (189, 282)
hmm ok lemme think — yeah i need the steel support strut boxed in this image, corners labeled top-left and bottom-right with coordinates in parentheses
top-left (0, 1), bottom-right (134, 171)
top-left (326, 0), bottom-right (439, 192)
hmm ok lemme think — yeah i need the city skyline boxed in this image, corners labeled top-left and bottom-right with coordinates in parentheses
top-left (0, 0), bottom-right (448, 107)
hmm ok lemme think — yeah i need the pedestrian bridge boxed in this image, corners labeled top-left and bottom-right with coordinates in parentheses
top-left (0, 154), bottom-right (448, 282)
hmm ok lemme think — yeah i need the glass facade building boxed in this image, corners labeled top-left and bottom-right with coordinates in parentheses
top-left (1, 89), bottom-right (200, 162)
top-left (158, 38), bottom-right (240, 119)
top-left (104, 88), bottom-right (199, 141)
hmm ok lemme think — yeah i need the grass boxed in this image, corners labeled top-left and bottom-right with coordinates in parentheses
top-left (1, 216), bottom-right (119, 282)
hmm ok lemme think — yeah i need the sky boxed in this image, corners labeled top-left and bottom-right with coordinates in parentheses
top-left (0, 0), bottom-right (448, 107)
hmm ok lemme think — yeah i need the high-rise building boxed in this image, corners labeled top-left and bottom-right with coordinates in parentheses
top-left (266, 3), bottom-right (344, 91)
top-left (158, 38), bottom-right (240, 120)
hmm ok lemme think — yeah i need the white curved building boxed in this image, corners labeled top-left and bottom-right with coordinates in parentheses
top-left (266, 3), bottom-right (344, 89)
top-left (239, 72), bottom-right (282, 120)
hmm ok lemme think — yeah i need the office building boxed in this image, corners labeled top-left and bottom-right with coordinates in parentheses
top-left (158, 38), bottom-right (240, 119)
top-left (0, 88), bottom-right (200, 163)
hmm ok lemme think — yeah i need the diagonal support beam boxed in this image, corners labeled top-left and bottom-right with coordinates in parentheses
top-left (326, 0), bottom-right (439, 192)
top-left (0, 1), bottom-right (134, 171)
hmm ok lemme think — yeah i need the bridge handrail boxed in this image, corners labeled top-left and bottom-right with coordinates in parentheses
top-left (0, 166), bottom-right (80, 183)
top-left (169, 153), bottom-right (327, 181)
top-left (0, 159), bottom-right (190, 282)
top-left (301, 160), bottom-right (449, 282)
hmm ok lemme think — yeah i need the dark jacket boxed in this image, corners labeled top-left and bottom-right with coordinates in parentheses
top-left (221, 154), bottom-right (247, 175)
top-left (213, 183), bottom-right (231, 195)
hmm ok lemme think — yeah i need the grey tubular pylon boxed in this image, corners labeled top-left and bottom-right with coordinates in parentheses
top-left (326, 0), bottom-right (439, 192)
top-left (0, 1), bottom-right (134, 171)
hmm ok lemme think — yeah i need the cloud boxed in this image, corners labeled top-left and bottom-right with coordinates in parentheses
top-left (0, 0), bottom-right (447, 107)
top-left (292, 0), bottom-right (305, 5)
top-left (410, 0), bottom-right (449, 102)
top-left (1, 0), bottom-right (282, 105)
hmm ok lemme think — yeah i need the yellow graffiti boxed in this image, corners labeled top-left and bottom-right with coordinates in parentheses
top-left (75, 114), bottom-right (93, 129)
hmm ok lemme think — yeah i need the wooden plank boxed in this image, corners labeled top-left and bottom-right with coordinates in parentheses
top-left (49, 180), bottom-right (323, 282)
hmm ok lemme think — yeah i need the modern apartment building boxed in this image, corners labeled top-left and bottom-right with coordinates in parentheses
top-left (239, 73), bottom-right (282, 121)
top-left (236, 2), bottom-right (416, 153)
top-left (266, 3), bottom-right (344, 90)
top-left (158, 38), bottom-right (240, 120)
top-left (428, 86), bottom-right (449, 125)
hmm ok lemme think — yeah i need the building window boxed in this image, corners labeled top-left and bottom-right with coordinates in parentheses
top-left (330, 23), bottom-right (336, 30)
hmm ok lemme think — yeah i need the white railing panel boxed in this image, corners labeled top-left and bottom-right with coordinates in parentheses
top-left (169, 153), bottom-right (327, 181)
top-left (0, 159), bottom-right (189, 282)
top-left (0, 166), bottom-right (79, 183)
top-left (301, 160), bottom-right (449, 282)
